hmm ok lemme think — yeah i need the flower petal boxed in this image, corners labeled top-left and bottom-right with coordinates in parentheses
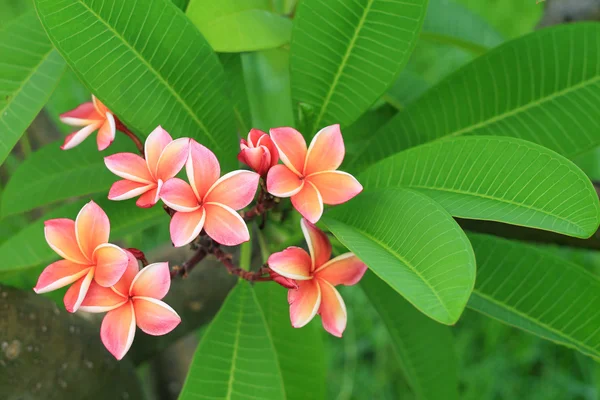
top-left (92, 95), bottom-right (110, 116)
top-left (132, 297), bottom-right (181, 335)
top-left (238, 146), bottom-right (270, 176)
top-left (317, 279), bottom-right (347, 337)
top-left (187, 140), bottom-right (220, 200)
top-left (130, 262), bottom-right (171, 299)
top-left (104, 153), bottom-right (154, 183)
top-left (79, 281), bottom-right (127, 313)
top-left (75, 200), bottom-right (110, 259)
top-left (256, 134), bottom-right (279, 167)
top-left (60, 122), bottom-right (102, 150)
top-left (60, 102), bottom-right (103, 126)
top-left (314, 253), bottom-right (367, 286)
top-left (300, 219), bottom-right (331, 271)
top-left (34, 260), bottom-right (91, 294)
top-left (92, 243), bottom-right (129, 287)
top-left (291, 181), bottom-right (323, 224)
top-left (203, 203), bottom-right (249, 246)
top-left (160, 178), bottom-right (200, 212)
top-left (113, 251), bottom-right (140, 297)
top-left (44, 218), bottom-right (89, 265)
top-left (268, 247), bottom-right (312, 280)
top-left (101, 301), bottom-right (136, 360)
top-left (63, 268), bottom-right (94, 313)
top-left (248, 128), bottom-right (266, 146)
top-left (269, 127), bottom-right (307, 175)
top-left (96, 112), bottom-right (116, 151)
top-left (108, 180), bottom-right (155, 201)
top-left (156, 138), bottom-right (190, 181)
top-left (304, 124), bottom-right (344, 175)
top-left (308, 171), bottom-right (363, 205)
top-left (204, 170), bottom-right (260, 210)
top-left (288, 279), bottom-right (321, 329)
top-left (266, 164), bottom-right (304, 198)
top-left (144, 126), bottom-right (173, 177)
top-left (170, 208), bottom-right (206, 247)
top-left (135, 182), bottom-right (161, 208)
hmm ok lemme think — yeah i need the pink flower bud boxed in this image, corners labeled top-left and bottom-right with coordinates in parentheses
top-left (238, 129), bottom-right (279, 176)
top-left (269, 269), bottom-right (299, 289)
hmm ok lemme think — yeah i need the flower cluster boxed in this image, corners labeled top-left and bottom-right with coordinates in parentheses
top-left (34, 95), bottom-right (367, 360)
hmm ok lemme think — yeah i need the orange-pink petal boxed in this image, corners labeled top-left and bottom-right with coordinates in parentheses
top-left (144, 126), bottom-right (173, 177)
top-left (314, 253), bottom-right (367, 286)
top-left (79, 281), bottom-right (127, 313)
top-left (96, 113), bottom-right (116, 151)
top-left (160, 178), bottom-right (200, 212)
top-left (270, 127), bottom-right (307, 175)
top-left (204, 170), bottom-right (260, 210)
top-left (104, 153), bottom-right (154, 183)
top-left (291, 181), bottom-right (323, 224)
top-left (44, 218), bottom-right (89, 265)
top-left (170, 208), bottom-right (206, 247)
top-left (132, 297), bottom-right (181, 335)
top-left (203, 203), bottom-right (249, 246)
top-left (300, 219), bottom-right (332, 271)
top-left (108, 180), bottom-right (155, 201)
top-left (101, 301), bottom-right (136, 360)
top-left (112, 251), bottom-right (140, 298)
top-left (60, 102), bottom-right (103, 126)
top-left (317, 279), bottom-right (347, 337)
top-left (288, 279), bottom-right (321, 329)
top-left (135, 183), bottom-right (161, 208)
top-left (60, 122), bottom-right (103, 150)
top-left (268, 247), bottom-right (312, 280)
top-left (34, 260), bottom-right (91, 294)
top-left (256, 134), bottom-right (279, 167)
top-left (130, 262), bottom-right (171, 299)
top-left (266, 164), bottom-right (303, 198)
top-left (156, 138), bottom-right (190, 181)
top-left (92, 95), bottom-right (110, 116)
top-left (187, 140), bottom-right (220, 200)
top-left (63, 268), bottom-right (94, 313)
top-left (75, 200), bottom-right (110, 259)
top-left (92, 243), bottom-right (129, 287)
top-left (308, 171), bottom-right (363, 205)
top-left (237, 146), bottom-right (271, 176)
top-left (248, 128), bottom-right (266, 147)
top-left (303, 124), bottom-right (344, 175)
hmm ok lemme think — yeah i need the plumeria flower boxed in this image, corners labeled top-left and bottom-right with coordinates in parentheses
top-left (266, 124), bottom-right (362, 223)
top-left (34, 201), bottom-right (129, 313)
top-left (268, 219), bottom-right (367, 337)
top-left (80, 253), bottom-right (181, 360)
top-left (160, 140), bottom-right (260, 247)
top-left (238, 128), bottom-right (279, 176)
top-left (105, 126), bottom-right (189, 208)
top-left (60, 95), bottom-right (116, 151)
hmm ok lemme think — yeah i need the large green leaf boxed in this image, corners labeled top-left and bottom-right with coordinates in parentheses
top-left (323, 188), bottom-right (476, 325)
top-left (290, 0), bottom-right (428, 133)
top-left (254, 283), bottom-right (326, 400)
top-left (179, 281), bottom-right (286, 400)
top-left (0, 197), bottom-right (165, 279)
top-left (467, 233), bottom-right (600, 361)
top-left (34, 0), bottom-right (238, 168)
top-left (45, 67), bottom-right (91, 134)
top-left (360, 136), bottom-right (600, 239)
top-left (1, 139), bottom-right (135, 216)
top-left (187, 0), bottom-right (292, 52)
top-left (358, 23), bottom-right (600, 167)
top-left (0, 12), bottom-right (66, 165)
top-left (219, 53), bottom-right (252, 135)
top-left (361, 271), bottom-right (459, 399)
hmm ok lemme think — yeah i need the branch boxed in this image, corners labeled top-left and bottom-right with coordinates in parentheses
top-left (114, 117), bottom-right (144, 156)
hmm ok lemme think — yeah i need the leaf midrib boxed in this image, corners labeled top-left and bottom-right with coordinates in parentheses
top-left (225, 287), bottom-right (245, 399)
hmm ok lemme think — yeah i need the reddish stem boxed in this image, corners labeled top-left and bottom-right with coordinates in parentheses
top-left (114, 117), bottom-right (144, 156)
top-left (170, 248), bottom-right (208, 278)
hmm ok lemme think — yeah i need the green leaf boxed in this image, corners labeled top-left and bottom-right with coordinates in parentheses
top-left (361, 271), bottom-right (459, 399)
top-left (358, 23), bottom-right (600, 167)
top-left (290, 0), bottom-right (428, 133)
top-left (0, 12), bottom-right (66, 165)
top-left (1, 139), bottom-right (136, 216)
top-left (0, 0), bottom-right (32, 29)
top-left (34, 0), bottom-right (238, 168)
top-left (220, 53), bottom-right (252, 135)
top-left (179, 281), bottom-right (286, 400)
top-left (0, 197), bottom-right (165, 279)
top-left (254, 283), bottom-right (327, 400)
top-left (322, 188), bottom-right (476, 325)
top-left (467, 233), bottom-right (600, 361)
top-left (383, 68), bottom-right (430, 110)
top-left (45, 67), bottom-right (91, 134)
top-left (187, 0), bottom-right (292, 52)
top-left (360, 136), bottom-right (600, 239)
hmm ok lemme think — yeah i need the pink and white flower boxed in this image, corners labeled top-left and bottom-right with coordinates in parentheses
top-left (266, 124), bottom-right (362, 223)
top-left (160, 139), bottom-right (260, 247)
top-left (80, 253), bottom-right (181, 360)
top-left (104, 126), bottom-right (189, 208)
top-left (60, 95), bottom-right (117, 151)
top-left (238, 129), bottom-right (279, 176)
top-left (268, 219), bottom-right (367, 337)
top-left (34, 201), bottom-right (129, 313)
